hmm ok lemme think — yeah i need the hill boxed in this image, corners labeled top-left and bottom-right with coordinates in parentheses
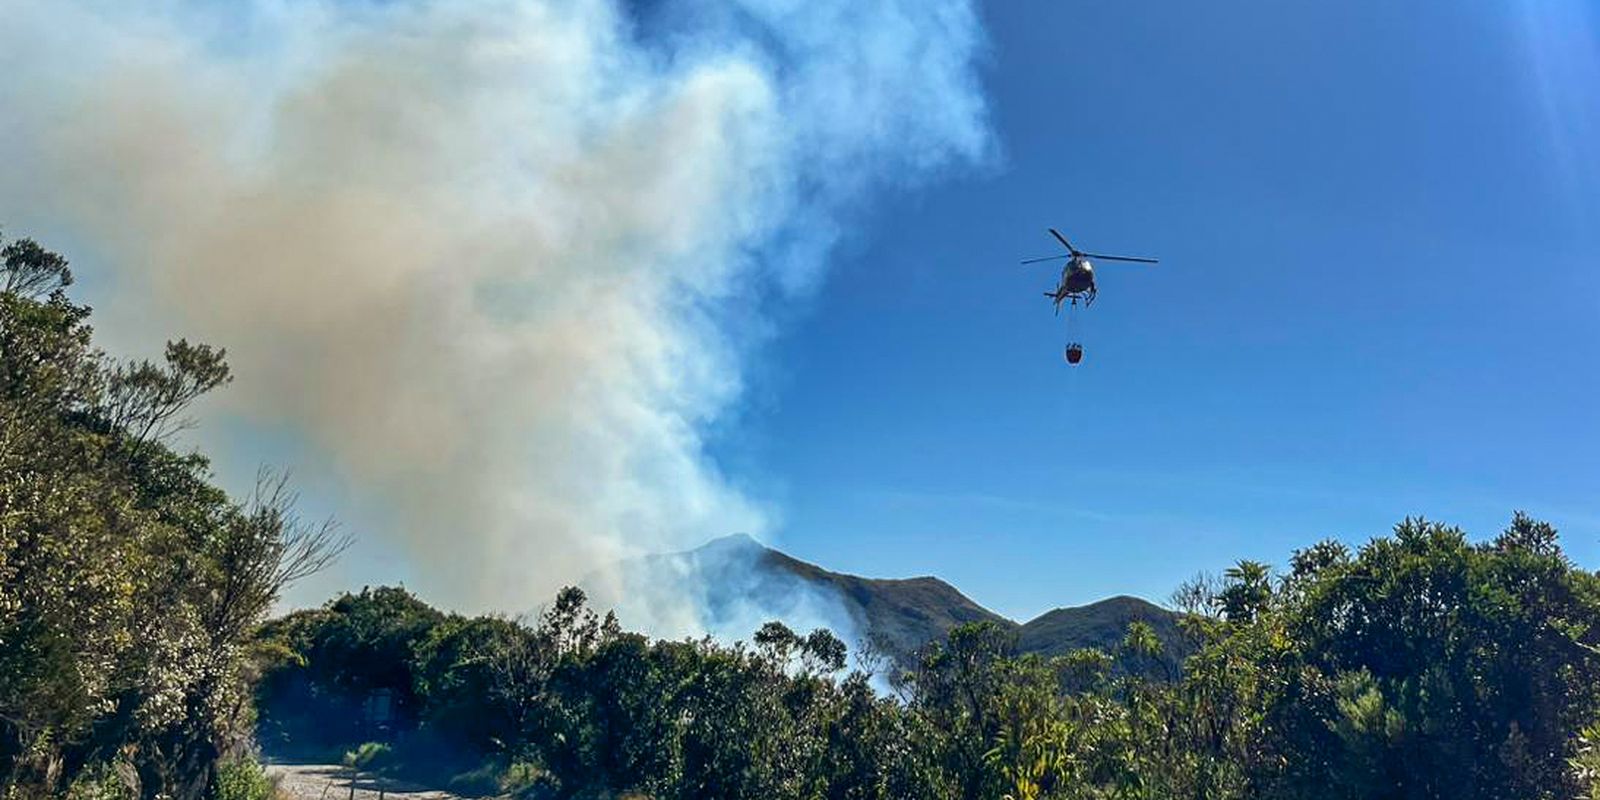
top-left (1019, 595), bottom-right (1187, 660)
top-left (748, 537), bottom-right (1013, 658)
top-left (602, 534), bottom-right (1184, 664)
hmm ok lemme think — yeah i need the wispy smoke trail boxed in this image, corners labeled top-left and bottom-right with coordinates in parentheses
top-left (0, 0), bottom-right (990, 629)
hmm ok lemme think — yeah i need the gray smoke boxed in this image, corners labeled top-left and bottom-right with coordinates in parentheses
top-left (0, 0), bottom-right (990, 634)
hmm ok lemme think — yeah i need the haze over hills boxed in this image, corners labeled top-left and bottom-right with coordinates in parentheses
top-left (597, 533), bottom-right (1186, 663)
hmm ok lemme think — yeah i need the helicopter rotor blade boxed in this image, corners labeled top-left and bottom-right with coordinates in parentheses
top-left (1081, 252), bottom-right (1159, 264)
top-left (1048, 228), bottom-right (1077, 253)
top-left (1020, 255), bottom-right (1071, 264)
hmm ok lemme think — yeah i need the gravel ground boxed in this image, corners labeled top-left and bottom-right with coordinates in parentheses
top-left (265, 763), bottom-right (468, 800)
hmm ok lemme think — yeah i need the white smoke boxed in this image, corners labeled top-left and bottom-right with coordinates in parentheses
top-left (0, 0), bottom-right (990, 630)
top-left (585, 534), bottom-right (868, 653)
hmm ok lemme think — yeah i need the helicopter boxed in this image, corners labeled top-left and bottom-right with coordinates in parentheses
top-left (1021, 228), bottom-right (1158, 313)
top-left (1019, 228), bottom-right (1158, 364)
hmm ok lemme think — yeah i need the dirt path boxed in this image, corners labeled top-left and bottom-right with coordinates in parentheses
top-left (265, 763), bottom-right (470, 800)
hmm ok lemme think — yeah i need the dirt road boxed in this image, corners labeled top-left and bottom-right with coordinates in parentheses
top-left (265, 763), bottom-right (468, 800)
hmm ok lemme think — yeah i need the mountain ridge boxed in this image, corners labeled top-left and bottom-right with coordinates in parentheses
top-left (608, 533), bottom-right (1186, 664)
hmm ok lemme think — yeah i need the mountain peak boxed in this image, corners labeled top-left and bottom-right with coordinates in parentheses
top-left (694, 532), bottom-right (766, 554)
top-left (1019, 595), bottom-right (1181, 658)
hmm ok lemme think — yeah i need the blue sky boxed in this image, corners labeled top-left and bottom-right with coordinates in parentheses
top-left (727, 0), bottom-right (1600, 620)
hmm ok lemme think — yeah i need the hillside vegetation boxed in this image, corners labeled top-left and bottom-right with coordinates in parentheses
top-left (256, 518), bottom-right (1600, 800)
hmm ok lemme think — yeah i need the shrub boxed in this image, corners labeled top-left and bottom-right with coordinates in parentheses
top-left (444, 760), bottom-right (504, 796)
top-left (211, 757), bottom-right (278, 800)
top-left (500, 761), bottom-right (557, 800)
top-left (66, 763), bottom-right (134, 800)
top-left (342, 741), bottom-right (397, 773)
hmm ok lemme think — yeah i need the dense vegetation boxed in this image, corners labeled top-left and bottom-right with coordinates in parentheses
top-left (0, 233), bottom-right (343, 799)
top-left (8, 230), bottom-right (1600, 799)
top-left (259, 516), bottom-right (1600, 800)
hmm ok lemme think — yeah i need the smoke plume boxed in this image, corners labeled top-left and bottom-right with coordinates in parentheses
top-left (0, 0), bottom-right (990, 631)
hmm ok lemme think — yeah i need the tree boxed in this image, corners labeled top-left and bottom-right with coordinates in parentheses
top-left (247, 510), bottom-right (1600, 800)
top-left (0, 232), bottom-right (341, 799)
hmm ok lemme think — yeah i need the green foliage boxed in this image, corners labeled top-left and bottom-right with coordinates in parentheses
top-left (255, 512), bottom-right (1600, 800)
top-left (64, 764), bottom-right (134, 800)
top-left (342, 742), bottom-right (395, 773)
top-left (254, 586), bottom-right (444, 755)
top-left (495, 761), bottom-right (547, 798)
top-left (0, 231), bottom-right (342, 799)
top-left (1571, 723), bottom-right (1600, 800)
top-left (209, 758), bottom-right (276, 800)
top-left (438, 759), bottom-right (506, 797)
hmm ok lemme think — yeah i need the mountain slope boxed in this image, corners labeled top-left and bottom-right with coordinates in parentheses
top-left (755, 543), bottom-right (1012, 657)
top-left (1018, 595), bottom-right (1186, 658)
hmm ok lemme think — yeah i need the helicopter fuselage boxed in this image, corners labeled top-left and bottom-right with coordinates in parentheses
top-left (1059, 256), bottom-right (1095, 295)
top-left (1046, 256), bottom-right (1097, 311)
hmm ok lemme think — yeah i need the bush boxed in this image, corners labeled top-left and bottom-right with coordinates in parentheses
top-left (66, 763), bottom-right (134, 800)
top-left (444, 760), bottom-right (504, 796)
top-left (211, 758), bottom-right (278, 800)
top-left (343, 741), bottom-right (397, 773)
top-left (500, 761), bottom-right (556, 800)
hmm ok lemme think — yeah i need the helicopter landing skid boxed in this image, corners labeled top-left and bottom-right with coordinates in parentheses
top-left (1045, 292), bottom-right (1093, 314)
